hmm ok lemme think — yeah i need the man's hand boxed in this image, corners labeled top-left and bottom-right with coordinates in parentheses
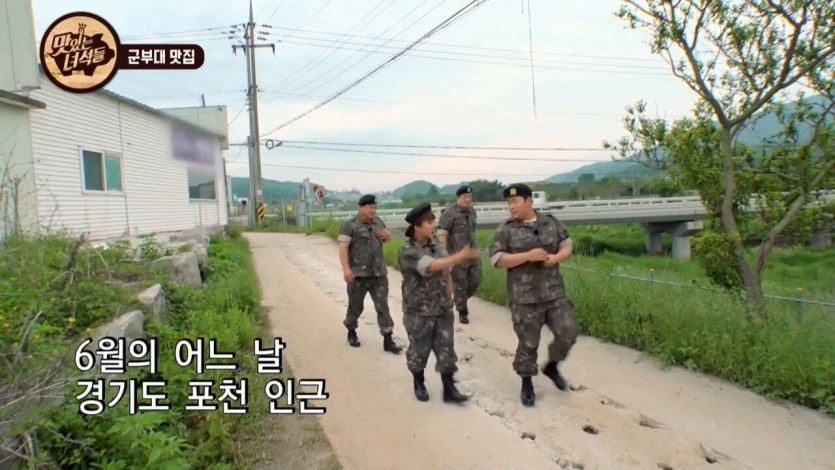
top-left (376, 228), bottom-right (391, 242)
top-left (543, 254), bottom-right (562, 268)
top-left (343, 268), bottom-right (355, 284)
top-left (456, 247), bottom-right (480, 261)
top-left (526, 248), bottom-right (549, 263)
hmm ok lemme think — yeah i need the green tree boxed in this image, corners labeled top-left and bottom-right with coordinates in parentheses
top-left (577, 173), bottom-right (596, 184)
top-left (605, 0), bottom-right (835, 311)
top-left (467, 179), bottom-right (505, 202)
top-left (426, 185), bottom-right (440, 198)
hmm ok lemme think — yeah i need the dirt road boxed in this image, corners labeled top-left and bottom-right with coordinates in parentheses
top-left (246, 232), bottom-right (835, 470)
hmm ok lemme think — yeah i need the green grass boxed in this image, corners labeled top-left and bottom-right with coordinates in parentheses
top-left (258, 218), bottom-right (835, 415)
top-left (1, 231), bottom-right (271, 468)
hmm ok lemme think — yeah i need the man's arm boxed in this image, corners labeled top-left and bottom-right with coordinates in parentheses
top-left (489, 225), bottom-right (532, 269)
top-left (375, 217), bottom-right (392, 243)
top-left (545, 219), bottom-right (573, 266)
top-left (337, 222), bottom-right (353, 271)
top-left (436, 208), bottom-right (454, 248)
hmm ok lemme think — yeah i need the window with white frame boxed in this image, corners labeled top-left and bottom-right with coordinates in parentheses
top-left (81, 149), bottom-right (123, 192)
top-left (187, 169), bottom-right (216, 201)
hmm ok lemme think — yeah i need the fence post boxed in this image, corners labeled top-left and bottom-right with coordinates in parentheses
top-left (795, 288), bottom-right (803, 321)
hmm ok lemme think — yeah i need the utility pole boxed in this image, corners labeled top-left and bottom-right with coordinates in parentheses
top-left (231, 0), bottom-right (275, 226)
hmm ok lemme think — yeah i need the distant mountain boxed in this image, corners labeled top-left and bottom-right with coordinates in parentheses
top-left (545, 93), bottom-right (831, 184)
top-left (545, 161), bottom-right (660, 184)
top-left (230, 177), bottom-right (301, 202)
top-left (393, 180), bottom-right (438, 198)
top-left (440, 182), bottom-right (469, 194)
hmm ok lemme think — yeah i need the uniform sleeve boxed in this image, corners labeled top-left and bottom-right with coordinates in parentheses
top-left (555, 218), bottom-right (572, 248)
top-left (398, 245), bottom-right (433, 277)
top-left (337, 221), bottom-right (352, 243)
top-left (489, 225), bottom-right (510, 267)
top-left (436, 207), bottom-right (454, 237)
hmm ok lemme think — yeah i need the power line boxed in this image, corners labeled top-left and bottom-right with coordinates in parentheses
top-left (263, 0), bottom-right (286, 24)
top-left (268, 144), bottom-right (616, 162)
top-left (273, 139), bottom-right (609, 151)
top-left (271, 0), bottom-right (396, 92)
top-left (262, 37), bottom-right (672, 83)
top-left (276, 33), bottom-right (669, 69)
top-left (224, 160), bottom-right (579, 177)
top-left (262, 0), bottom-right (495, 136)
top-left (267, 24), bottom-right (664, 63)
top-left (276, 0), bottom-right (442, 102)
top-left (120, 26), bottom-right (232, 40)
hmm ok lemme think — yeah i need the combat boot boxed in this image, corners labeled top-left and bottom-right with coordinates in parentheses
top-left (441, 373), bottom-right (468, 403)
top-left (542, 361), bottom-right (568, 391)
top-left (413, 370), bottom-right (429, 402)
top-left (459, 309), bottom-right (469, 324)
top-left (347, 329), bottom-right (360, 347)
top-left (521, 376), bottom-right (535, 406)
top-left (383, 333), bottom-right (402, 354)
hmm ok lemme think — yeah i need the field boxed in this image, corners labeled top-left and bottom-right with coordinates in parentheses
top-left (256, 218), bottom-right (835, 414)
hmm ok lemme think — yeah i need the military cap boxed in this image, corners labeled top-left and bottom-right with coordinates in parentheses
top-left (404, 202), bottom-right (432, 225)
top-left (358, 194), bottom-right (377, 206)
top-left (502, 183), bottom-right (533, 199)
top-left (455, 185), bottom-right (473, 197)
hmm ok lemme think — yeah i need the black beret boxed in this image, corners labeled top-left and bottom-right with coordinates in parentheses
top-left (502, 183), bottom-right (533, 199)
top-left (455, 185), bottom-right (473, 197)
top-left (358, 194), bottom-right (377, 206)
top-left (404, 202), bottom-right (432, 225)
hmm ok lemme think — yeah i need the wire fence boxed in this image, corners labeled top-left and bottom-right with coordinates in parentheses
top-left (477, 248), bottom-right (835, 309)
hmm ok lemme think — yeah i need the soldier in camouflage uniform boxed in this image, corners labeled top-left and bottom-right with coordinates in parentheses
top-left (437, 185), bottom-right (482, 324)
top-left (398, 202), bottom-right (479, 403)
top-left (489, 183), bottom-right (579, 407)
top-left (338, 194), bottom-right (402, 354)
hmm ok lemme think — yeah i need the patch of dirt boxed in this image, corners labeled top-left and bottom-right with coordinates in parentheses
top-left (236, 309), bottom-right (342, 470)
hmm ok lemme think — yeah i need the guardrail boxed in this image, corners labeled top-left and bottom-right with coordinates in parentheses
top-left (307, 193), bottom-right (835, 223)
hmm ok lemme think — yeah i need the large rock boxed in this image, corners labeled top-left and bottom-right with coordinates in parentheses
top-left (169, 226), bottom-right (210, 245)
top-left (152, 252), bottom-right (202, 289)
top-left (184, 239), bottom-right (209, 267)
top-left (137, 284), bottom-right (166, 323)
top-left (92, 310), bottom-right (145, 344)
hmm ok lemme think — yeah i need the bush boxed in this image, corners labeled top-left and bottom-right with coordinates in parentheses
top-left (1, 233), bottom-right (267, 468)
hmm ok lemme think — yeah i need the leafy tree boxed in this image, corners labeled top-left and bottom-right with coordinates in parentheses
top-left (426, 185), bottom-right (440, 197)
top-left (467, 179), bottom-right (505, 202)
top-left (605, 0), bottom-right (835, 312)
top-left (577, 173), bottom-right (596, 184)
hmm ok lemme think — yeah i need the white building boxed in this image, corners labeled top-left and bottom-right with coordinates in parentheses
top-left (0, 1), bottom-right (231, 242)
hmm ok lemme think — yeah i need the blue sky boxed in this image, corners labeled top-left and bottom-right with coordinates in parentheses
top-left (30, 0), bottom-right (700, 192)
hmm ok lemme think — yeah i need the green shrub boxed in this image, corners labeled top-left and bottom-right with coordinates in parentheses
top-left (3, 233), bottom-right (266, 468)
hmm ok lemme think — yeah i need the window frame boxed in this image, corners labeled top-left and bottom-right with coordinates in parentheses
top-left (186, 167), bottom-right (218, 202)
top-left (79, 148), bottom-right (125, 195)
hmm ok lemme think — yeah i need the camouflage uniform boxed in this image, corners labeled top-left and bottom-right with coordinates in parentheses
top-left (489, 211), bottom-right (579, 378)
top-left (337, 215), bottom-right (395, 336)
top-left (438, 204), bottom-right (482, 317)
top-left (397, 238), bottom-right (458, 374)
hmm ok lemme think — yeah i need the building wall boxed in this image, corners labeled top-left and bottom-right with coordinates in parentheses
top-left (0, 0), bottom-right (40, 92)
top-left (28, 80), bottom-right (228, 241)
top-left (0, 101), bottom-right (40, 238)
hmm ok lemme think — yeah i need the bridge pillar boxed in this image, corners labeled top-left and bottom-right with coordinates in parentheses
top-left (639, 221), bottom-right (703, 260)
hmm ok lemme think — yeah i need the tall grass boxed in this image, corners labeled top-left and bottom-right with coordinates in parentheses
top-left (261, 219), bottom-right (835, 414)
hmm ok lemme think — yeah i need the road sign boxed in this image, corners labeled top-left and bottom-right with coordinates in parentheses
top-left (285, 203), bottom-right (294, 213)
top-left (257, 202), bottom-right (265, 221)
top-left (312, 184), bottom-right (324, 204)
